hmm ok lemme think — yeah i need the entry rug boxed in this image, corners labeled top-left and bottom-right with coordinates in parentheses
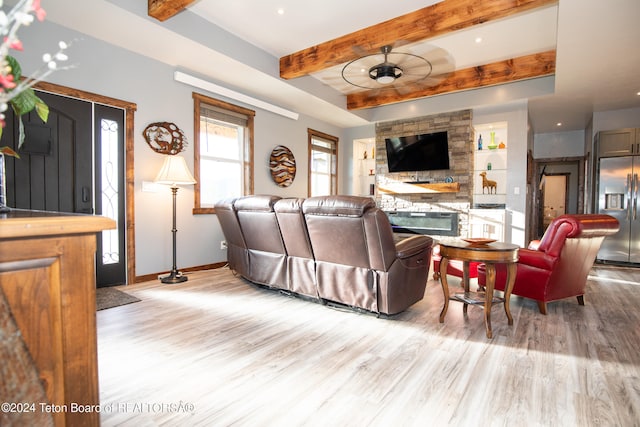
top-left (96, 287), bottom-right (141, 311)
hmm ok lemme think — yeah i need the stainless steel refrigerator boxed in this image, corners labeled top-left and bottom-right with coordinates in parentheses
top-left (597, 156), bottom-right (640, 263)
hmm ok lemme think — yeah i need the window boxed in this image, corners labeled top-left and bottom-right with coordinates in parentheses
top-left (193, 93), bottom-right (254, 214)
top-left (99, 118), bottom-right (120, 265)
top-left (308, 129), bottom-right (338, 196)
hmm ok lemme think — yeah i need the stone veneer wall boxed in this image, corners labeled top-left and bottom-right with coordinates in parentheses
top-left (375, 109), bottom-right (473, 237)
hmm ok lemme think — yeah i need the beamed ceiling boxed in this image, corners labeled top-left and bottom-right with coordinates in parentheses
top-left (149, 0), bottom-right (557, 110)
top-left (148, 0), bottom-right (196, 22)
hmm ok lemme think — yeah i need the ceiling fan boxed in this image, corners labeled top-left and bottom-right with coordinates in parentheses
top-left (340, 44), bottom-right (455, 92)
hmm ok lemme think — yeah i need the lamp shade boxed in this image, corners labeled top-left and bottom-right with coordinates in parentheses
top-left (154, 155), bottom-right (197, 186)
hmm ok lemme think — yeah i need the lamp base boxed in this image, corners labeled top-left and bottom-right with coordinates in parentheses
top-left (159, 270), bottom-right (188, 284)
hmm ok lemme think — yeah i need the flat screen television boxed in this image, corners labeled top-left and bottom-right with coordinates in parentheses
top-left (385, 131), bottom-right (450, 172)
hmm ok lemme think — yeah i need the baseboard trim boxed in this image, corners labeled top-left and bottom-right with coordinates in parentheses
top-left (134, 262), bottom-right (227, 284)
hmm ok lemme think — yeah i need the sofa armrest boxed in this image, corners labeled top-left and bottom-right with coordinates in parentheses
top-left (395, 235), bottom-right (433, 259)
top-left (518, 248), bottom-right (557, 271)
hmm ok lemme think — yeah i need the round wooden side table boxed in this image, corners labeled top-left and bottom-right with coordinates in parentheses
top-left (438, 240), bottom-right (519, 338)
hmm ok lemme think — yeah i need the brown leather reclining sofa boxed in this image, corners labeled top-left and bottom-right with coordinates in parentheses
top-left (215, 195), bottom-right (434, 315)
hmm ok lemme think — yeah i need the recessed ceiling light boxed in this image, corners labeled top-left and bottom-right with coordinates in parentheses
top-left (637, 91), bottom-right (640, 96)
top-left (557, 122), bottom-right (562, 127)
top-left (277, 8), bottom-right (285, 15)
top-left (475, 37), bottom-right (482, 44)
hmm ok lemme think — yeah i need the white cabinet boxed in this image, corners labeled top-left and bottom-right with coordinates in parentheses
top-left (353, 138), bottom-right (376, 196)
top-left (469, 209), bottom-right (505, 240)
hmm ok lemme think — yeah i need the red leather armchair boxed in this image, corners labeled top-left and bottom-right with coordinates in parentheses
top-left (478, 214), bottom-right (619, 314)
top-left (432, 244), bottom-right (480, 281)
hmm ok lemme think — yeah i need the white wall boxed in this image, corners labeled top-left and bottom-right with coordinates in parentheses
top-left (15, 20), bottom-right (343, 278)
top-left (533, 130), bottom-right (585, 158)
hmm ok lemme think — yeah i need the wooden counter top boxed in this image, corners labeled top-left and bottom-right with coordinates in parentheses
top-left (0, 209), bottom-right (116, 239)
top-left (0, 208), bottom-right (115, 426)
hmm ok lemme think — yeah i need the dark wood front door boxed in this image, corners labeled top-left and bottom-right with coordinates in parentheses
top-left (2, 92), bottom-right (126, 286)
top-left (3, 92), bottom-right (93, 213)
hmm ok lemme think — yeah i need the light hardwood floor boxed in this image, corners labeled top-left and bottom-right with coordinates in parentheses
top-left (97, 265), bottom-right (640, 426)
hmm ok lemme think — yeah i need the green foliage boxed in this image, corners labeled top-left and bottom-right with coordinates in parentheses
top-left (0, 56), bottom-right (50, 153)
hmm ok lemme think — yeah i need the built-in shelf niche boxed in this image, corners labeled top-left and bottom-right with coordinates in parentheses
top-left (473, 121), bottom-right (508, 208)
top-left (353, 137), bottom-right (376, 196)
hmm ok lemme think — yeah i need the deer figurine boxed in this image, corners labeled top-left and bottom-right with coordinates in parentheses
top-left (479, 172), bottom-right (497, 194)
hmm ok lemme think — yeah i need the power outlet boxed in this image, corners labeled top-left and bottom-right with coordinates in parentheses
top-left (220, 240), bottom-right (227, 250)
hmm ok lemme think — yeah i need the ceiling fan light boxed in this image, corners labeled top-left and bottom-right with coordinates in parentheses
top-left (369, 64), bottom-right (402, 85)
top-left (376, 75), bottom-right (395, 84)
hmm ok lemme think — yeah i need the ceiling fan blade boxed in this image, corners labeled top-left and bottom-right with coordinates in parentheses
top-left (320, 74), bottom-right (348, 83)
top-left (421, 47), bottom-right (455, 64)
top-left (417, 45), bottom-right (448, 56)
top-left (389, 40), bottom-right (412, 51)
top-left (390, 53), bottom-right (416, 66)
top-left (392, 84), bottom-right (417, 95)
top-left (414, 76), bottom-right (449, 87)
top-left (402, 70), bottom-right (431, 78)
top-left (352, 41), bottom-right (411, 58)
top-left (352, 45), bottom-right (372, 57)
top-left (428, 57), bottom-right (455, 67)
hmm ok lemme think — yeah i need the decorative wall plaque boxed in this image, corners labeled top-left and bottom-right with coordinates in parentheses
top-left (143, 122), bottom-right (187, 155)
top-left (269, 145), bottom-right (296, 187)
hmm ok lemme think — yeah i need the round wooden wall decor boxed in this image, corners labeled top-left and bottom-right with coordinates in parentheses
top-left (269, 145), bottom-right (296, 187)
top-left (143, 122), bottom-right (187, 155)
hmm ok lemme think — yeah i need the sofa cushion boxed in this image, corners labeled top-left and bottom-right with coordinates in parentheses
top-left (303, 195), bottom-right (375, 217)
top-left (274, 198), bottom-right (314, 259)
top-left (274, 198), bottom-right (317, 297)
top-left (234, 195), bottom-right (287, 288)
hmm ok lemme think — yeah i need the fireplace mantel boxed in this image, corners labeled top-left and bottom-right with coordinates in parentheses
top-left (377, 182), bottom-right (460, 194)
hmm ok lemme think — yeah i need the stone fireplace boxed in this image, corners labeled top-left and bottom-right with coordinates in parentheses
top-left (374, 109), bottom-right (473, 237)
top-left (386, 211), bottom-right (459, 236)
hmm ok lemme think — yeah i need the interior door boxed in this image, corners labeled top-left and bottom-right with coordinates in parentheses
top-left (2, 92), bottom-right (127, 286)
top-left (534, 161), bottom-right (580, 238)
top-left (540, 174), bottom-right (569, 233)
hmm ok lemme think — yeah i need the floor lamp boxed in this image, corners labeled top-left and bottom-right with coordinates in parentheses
top-left (154, 155), bottom-right (196, 284)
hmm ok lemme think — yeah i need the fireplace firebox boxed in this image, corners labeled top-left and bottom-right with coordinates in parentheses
top-left (385, 211), bottom-right (459, 236)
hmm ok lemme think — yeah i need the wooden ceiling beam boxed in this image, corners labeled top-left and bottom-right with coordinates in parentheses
top-left (148, 0), bottom-right (195, 22)
top-left (280, 0), bottom-right (558, 79)
top-left (346, 50), bottom-right (556, 110)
